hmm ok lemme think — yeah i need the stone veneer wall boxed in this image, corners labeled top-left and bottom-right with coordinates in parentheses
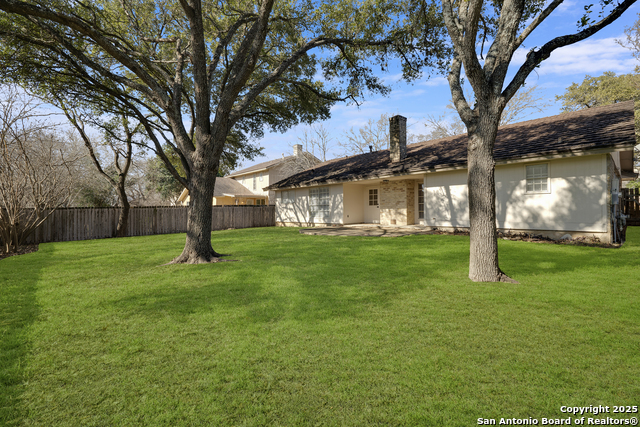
top-left (380, 179), bottom-right (416, 225)
top-left (406, 181), bottom-right (415, 224)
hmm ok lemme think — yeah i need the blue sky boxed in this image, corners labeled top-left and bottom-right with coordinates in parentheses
top-left (237, 2), bottom-right (640, 171)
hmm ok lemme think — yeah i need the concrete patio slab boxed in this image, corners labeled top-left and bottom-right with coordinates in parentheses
top-left (299, 225), bottom-right (437, 237)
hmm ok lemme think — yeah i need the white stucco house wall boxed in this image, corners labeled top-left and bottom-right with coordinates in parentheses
top-left (266, 101), bottom-right (637, 244)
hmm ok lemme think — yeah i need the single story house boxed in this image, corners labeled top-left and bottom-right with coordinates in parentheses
top-left (266, 101), bottom-right (637, 243)
top-left (178, 144), bottom-right (318, 206)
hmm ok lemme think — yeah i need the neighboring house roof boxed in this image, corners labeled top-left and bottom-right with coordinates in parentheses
top-left (213, 177), bottom-right (262, 197)
top-left (227, 157), bottom-right (291, 178)
top-left (267, 101), bottom-right (636, 190)
top-left (227, 152), bottom-right (321, 178)
top-left (177, 177), bottom-right (265, 203)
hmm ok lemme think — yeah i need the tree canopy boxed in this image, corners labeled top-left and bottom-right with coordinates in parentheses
top-left (0, 0), bottom-right (447, 263)
top-left (557, 71), bottom-right (640, 188)
top-left (556, 72), bottom-right (639, 111)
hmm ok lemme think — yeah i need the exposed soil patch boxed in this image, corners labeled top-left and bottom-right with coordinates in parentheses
top-left (431, 228), bottom-right (620, 248)
top-left (0, 244), bottom-right (40, 260)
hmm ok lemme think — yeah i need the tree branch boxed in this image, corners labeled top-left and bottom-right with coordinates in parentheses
top-left (503, 0), bottom-right (637, 102)
top-left (513, 0), bottom-right (564, 51)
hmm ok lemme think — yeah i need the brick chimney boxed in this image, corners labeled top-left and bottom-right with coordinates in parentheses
top-left (293, 144), bottom-right (303, 157)
top-left (389, 115), bottom-right (407, 162)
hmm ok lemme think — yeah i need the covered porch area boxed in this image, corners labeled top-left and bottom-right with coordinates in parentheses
top-left (342, 176), bottom-right (425, 226)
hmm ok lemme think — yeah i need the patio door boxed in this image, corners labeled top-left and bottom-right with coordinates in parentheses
top-left (364, 186), bottom-right (380, 224)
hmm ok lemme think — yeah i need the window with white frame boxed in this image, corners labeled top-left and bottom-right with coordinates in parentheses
top-left (526, 164), bottom-right (549, 193)
top-left (309, 187), bottom-right (330, 223)
top-left (259, 172), bottom-right (263, 182)
top-left (253, 174), bottom-right (257, 190)
top-left (368, 189), bottom-right (378, 206)
top-left (281, 190), bottom-right (294, 204)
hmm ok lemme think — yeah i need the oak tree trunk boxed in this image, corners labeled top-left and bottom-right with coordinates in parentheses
top-left (170, 158), bottom-right (226, 264)
top-left (115, 181), bottom-right (129, 238)
top-left (467, 112), bottom-right (517, 283)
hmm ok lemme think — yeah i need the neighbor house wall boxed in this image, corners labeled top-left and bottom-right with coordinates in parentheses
top-left (233, 171), bottom-right (269, 197)
top-left (212, 196), bottom-right (236, 206)
top-left (343, 184), bottom-right (364, 224)
top-left (266, 164), bottom-right (288, 205)
top-left (275, 184), bottom-right (343, 226)
top-left (180, 195), bottom-right (253, 206)
top-left (424, 154), bottom-right (610, 238)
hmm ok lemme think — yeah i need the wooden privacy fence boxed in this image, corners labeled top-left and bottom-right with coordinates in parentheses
top-left (21, 205), bottom-right (275, 244)
top-left (622, 188), bottom-right (640, 226)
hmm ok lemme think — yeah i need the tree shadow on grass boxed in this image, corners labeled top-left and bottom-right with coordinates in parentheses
top-left (105, 234), bottom-right (469, 324)
top-left (0, 247), bottom-right (48, 424)
top-left (104, 227), bottom-right (640, 327)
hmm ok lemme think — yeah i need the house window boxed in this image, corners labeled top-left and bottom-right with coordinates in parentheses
top-left (309, 187), bottom-right (330, 223)
top-left (526, 164), bottom-right (549, 193)
top-left (418, 184), bottom-right (424, 219)
top-left (259, 173), bottom-right (263, 182)
top-left (368, 189), bottom-right (378, 206)
top-left (253, 174), bottom-right (257, 191)
top-left (281, 190), bottom-right (294, 204)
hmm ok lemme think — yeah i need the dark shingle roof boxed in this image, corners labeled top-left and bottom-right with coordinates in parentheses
top-left (267, 101), bottom-right (636, 190)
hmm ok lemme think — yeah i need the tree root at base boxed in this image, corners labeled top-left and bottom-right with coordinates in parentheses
top-left (164, 249), bottom-right (236, 265)
top-left (497, 271), bottom-right (519, 284)
top-left (469, 269), bottom-right (519, 283)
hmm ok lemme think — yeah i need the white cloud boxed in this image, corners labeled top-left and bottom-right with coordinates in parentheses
top-left (511, 36), bottom-right (636, 76)
top-left (381, 72), bottom-right (404, 84)
top-left (389, 88), bottom-right (426, 100)
top-left (420, 76), bottom-right (448, 87)
top-left (555, 0), bottom-right (579, 15)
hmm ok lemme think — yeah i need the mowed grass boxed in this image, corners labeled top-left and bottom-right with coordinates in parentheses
top-left (1, 227), bottom-right (639, 426)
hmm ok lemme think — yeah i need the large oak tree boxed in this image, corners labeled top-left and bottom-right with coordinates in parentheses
top-left (0, 0), bottom-right (444, 263)
top-left (436, 0), bottom-right (637, 282)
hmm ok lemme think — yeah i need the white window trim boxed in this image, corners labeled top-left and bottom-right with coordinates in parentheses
top-left (417, 182), bottom-right (425, 221)
top-left (368, 188), bottom-right (378, 206)
top-left (525, 162), bottom-right (551, 194)
top-left (309, 187), bottom-right (331, 223)
top-left (281, 190), bottom-right (294, 204)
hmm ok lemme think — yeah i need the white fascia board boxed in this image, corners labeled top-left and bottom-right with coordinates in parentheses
top-left (227, 167), bottom-right (271, 178)
top-left (269, 144), bottom-right (636, 190)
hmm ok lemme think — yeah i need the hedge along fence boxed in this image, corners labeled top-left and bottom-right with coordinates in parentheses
top-left (18, 205), bottom-right (275, 245)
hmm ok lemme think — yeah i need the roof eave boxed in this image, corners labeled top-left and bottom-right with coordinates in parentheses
top-left (267, 142), bottom-right (637, 191)
top-left (227, 166), bottom-right (272, 178)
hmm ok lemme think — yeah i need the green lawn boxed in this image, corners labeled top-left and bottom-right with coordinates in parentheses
top-left (1, 227), bottom-right (639, 426)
